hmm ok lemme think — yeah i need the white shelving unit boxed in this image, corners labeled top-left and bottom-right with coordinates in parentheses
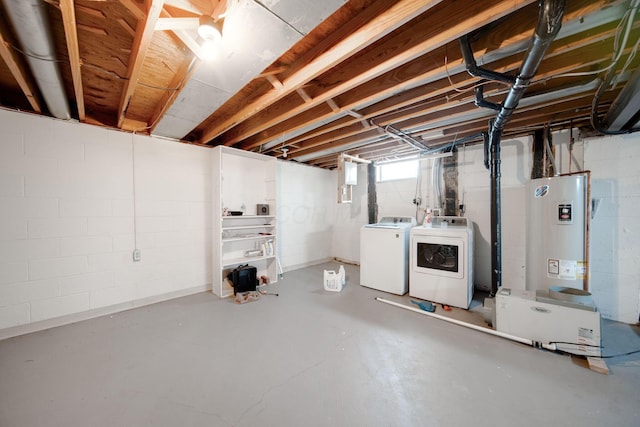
top-left (212, 147), bottom-right (277, 298)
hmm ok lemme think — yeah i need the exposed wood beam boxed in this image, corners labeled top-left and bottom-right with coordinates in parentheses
top-left (171, 29), bottom-right (204, 57)
top-left (196, 0), bottom-right (445, 145)
top-left (119, 0), bottom-right (146, 20)
top-left (117, 18), bottom-right (137, 37)
top-left (77, 24), bottom-right (108, 36)
top-left (221, 0), bottom-right (537, 148)
top-left (265, 75), bottom-right (282, 89)
top-left (326, 98), bottom-right (340, 113)
top-left (296, 88), bottom-right (312, 103)
top-left (60, 0), bottom-right (85, 120)
top-left (242, 0), bottom-right (619, 151)
top-left (0, 32), bottom-right (41, 113)
top-left (155, 17), bottom-right (200, 30)
top-left (117, 0), bottom-right (165, 128)
top-left (164, 0), bottom-right (210, 15)
top-left (76, 5), bottom-right (106, 18)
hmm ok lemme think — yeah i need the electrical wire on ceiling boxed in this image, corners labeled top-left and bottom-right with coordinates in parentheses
top-left (591, 0), bottom-right (640, 134)
top-left (444, 53), bottom-right (511, 95)
top-left (531, 0), bottom-right (640, 86)
top-left (8, 42), bottom-right (65, 63)
top-left (10, 42), bottom-right (198, 94)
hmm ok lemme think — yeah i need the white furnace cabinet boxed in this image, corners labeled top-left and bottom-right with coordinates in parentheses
top-left (211, 146), bottom-right (277, 298)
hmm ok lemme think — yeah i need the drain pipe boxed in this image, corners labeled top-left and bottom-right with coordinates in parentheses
top-left (460, 0), bottom-right (566, 295)
top-left (376, 297), bottom-right (558, 351)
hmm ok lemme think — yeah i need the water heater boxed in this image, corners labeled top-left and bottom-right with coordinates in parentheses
top-left (526, 175), bottom-right (587, 292)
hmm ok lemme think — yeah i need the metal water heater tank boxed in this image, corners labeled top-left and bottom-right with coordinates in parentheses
top-left (526, 175), bottom-right (587, 292)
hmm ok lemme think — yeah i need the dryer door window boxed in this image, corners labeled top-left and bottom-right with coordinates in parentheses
top-left (417, 242), bottom-right (459, 273)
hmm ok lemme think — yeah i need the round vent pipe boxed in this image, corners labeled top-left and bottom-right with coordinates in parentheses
top-left (2, 0), bottom-right (71, 120)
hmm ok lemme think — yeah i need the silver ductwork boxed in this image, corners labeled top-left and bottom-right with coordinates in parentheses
top-left (2, 0), bottom-right (71, 119)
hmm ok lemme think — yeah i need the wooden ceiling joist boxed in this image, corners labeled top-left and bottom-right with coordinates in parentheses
top-left (249, 0), bottom-right (623, 158)
top-left (217, 0), bottom-right (537, 149)
top-left (117, 0), bottom-right (165, 128)
top-left (119, 0), bottom-right (146, 21)
top-left (60, 0), bottom-right (85, 120)
top-left (196, 0), bottom-right (447, 145)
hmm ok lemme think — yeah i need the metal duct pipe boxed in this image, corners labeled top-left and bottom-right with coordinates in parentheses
top-left (491, 0), bottom-right (566, 134)
top-left (461, 0), bottom-right (566, 295)
top-left (369, 119), bottom-right (429, 150)
top-left (2, 0), bottom-right (71, 119)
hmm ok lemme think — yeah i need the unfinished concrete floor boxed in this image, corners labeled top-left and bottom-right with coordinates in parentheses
top-left (1, 262), bottom-right (639, 426)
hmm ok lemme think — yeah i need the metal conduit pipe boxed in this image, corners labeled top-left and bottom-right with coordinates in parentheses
top-left (460, 0), bottom-right (566, 295)
top-left (492, 0), bottom-right (566, 133)
top-left (2, 0), bottom-right (71, 120)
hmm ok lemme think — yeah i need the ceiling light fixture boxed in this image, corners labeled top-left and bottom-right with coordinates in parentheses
top-left (197, 16), bottom-right (222, 61)
top-left (198, 16), bottom-right (222, 41)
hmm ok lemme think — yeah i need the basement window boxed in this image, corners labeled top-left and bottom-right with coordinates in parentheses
top-left (376, 159), bottom-right (419, 182)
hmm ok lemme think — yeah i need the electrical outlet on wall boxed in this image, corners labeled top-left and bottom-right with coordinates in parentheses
top-left (133, 249), bottom-right (141, 262)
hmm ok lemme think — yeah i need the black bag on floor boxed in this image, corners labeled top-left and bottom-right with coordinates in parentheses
top-left (227, 264), bottom-right (258, 295)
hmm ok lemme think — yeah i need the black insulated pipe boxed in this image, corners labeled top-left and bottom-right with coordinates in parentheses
top-left (459, 35), bottom-right (516, 85)
top-left (460, 0), bottom-right (566, 295)
top-left (474, 85), bottom-right (501, 111)
top-left (492, 0), bottom-right (566, 134)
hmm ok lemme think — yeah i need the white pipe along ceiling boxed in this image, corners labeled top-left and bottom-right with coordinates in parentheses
top-left (2, 0), bottom-right (70, 120)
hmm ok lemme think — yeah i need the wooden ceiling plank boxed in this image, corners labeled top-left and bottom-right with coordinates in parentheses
top-left (265, 75), bottom-right (283, 89)
top-left (326, 98), bottom-right (340, 113)
top-left (197, 0), bottom-right (446, 145)
top-left (211, 0), bottom-right (227, 19)
top-left (296, 88), bottom-right (312, 103)
top-left (76, 4), bottom-right (106, 18)
top-left (171, 29), bottom-right (203, 57)
top-left (118, 18), bottom-right (137, 37)
top-left (119, 0), bottom-right (146, 20)
top-left (60, 0), bottom-right (86, 120)
top-left (77, 24), bottom-right (108, 36)
top-left (155, 17), bottom-right (200, 30)
top-left (117, 0), bottom-right (165, 128)
top-left (164, 0), bottom-right (211, 15)
top-left (221, 0), bottom-right (537, 148)
top-left (0, 32), bottom-right (41, 113)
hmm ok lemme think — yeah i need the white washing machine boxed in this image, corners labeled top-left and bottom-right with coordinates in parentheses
top-left (410, 216), bottom-right (474, 308)
top-left (360, 216), bottom-right (416, 295)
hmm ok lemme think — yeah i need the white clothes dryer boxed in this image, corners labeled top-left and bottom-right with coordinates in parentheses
top-left (360, 216), bottom-right (416, 295)
top-left (409, 216), bottom-right (474, 309)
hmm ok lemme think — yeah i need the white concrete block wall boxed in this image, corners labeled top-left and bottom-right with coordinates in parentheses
top-left (583, 134), bottom-right (640, 324)
top-left (0, 109), bottom-right (211, 334)
top-left (332, 163), bottom-right (368, 264)
top-left (278, 161), bottom-right (335, 270)
top-left (457, 138), bottom-right (532, 291)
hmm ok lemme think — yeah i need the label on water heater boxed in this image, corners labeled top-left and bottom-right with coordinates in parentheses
top-left (547, 258), bottom-right (581, 280)
top-left (534, 185), bottom-right (549, 198)
top-left (558, 203), bottom-right (573, 223)
top-left (558, 259), bottom-right (577, 280)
